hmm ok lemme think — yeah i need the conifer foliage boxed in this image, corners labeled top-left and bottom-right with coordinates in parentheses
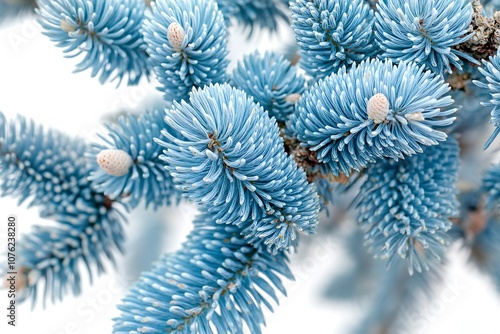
top-left (2, 0), bottom-right (500, 332)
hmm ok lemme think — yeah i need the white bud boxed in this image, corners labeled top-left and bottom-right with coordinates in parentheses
top-left (405, 112), bottom-right (425, 122)
top-left (285, 93), bottom-right (302, 104)
top-left (96, 149), bottom-right (133, 177)
top-left (367, 93), bottom-right (390, 124)
top-left (168, 22), bottom-right (185, 51)
top-left (60, 19), bottom-right (76, 33)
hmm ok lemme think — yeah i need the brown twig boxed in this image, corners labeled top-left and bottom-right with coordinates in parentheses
top-left (455, 0), bottom-right (500, 61)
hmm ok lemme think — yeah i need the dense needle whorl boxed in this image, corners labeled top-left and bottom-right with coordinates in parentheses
top-left (288, 59), bottom-right (456, 177)
top-left (37, 0), bottom-right (150, 85)
top-left (156, 83), bottom-right (320, 252)
top-left (142, 0), bottom-right (230, 102)
top-left (474, 52), bottom-right (500, 149)
top-left (232, 51), bottom-right (306, 123)
top-left (113, 213), bottom-right (293, 334)
top-left (357, 138), bottom-right (460, 275)
top-left (375, 0), bottom-right (476, 74)
top-left (290, 0), bottom-right (377, 79)
top-left (0, 112), bottom-right (126, 304)
top-left (88, 110), bottom-right (181, 210)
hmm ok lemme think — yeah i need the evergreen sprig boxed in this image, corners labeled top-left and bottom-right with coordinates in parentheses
top-left (113, 213), bottom-right (292, 334)
top-left (356, 138), bottom-right (459, 274)
top-left (157, 84), bottom-right (320, 252)
top-left (474, 52), bottom-right (500, 149)
top-left (290, 0), bottom-right (377, 79)
top-left (0, 113), bottom-right (127, 305)
top-left (232, 51), bottom-right (306, 123)
top-left (2, 0), bottom-right (500, 332)
top-left (375, 0), bottom-right (476, 74)
top-left (142, 0), bottom-right (230, 102)
top-left (88, 109), bottom-right (181, 210)
top-left (288, 59), bottom-right (456, 177)
top-left (37, 0), bottom-right (150, 85)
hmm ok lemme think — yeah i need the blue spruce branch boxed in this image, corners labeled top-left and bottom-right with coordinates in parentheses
top-left (142, 0), bottom-right (230, 102)
top-left (356, 138), bottom-right (460, 275)
top-left (0, 112), bottom-right (127, 305)
top-left (36, 0), bottom-right (150, 85)
top-left (232, 51), bottom-right (306, 123)
top-left (88, 109), bottom-right (181, 210)
top-left (290, 0), bottom-right (378, 80)
top-left (156, 83), bottom-right (320, 252)
top-left (375, 0), bottom-right (476, 74)
top-left (16, 191), bottom-right (126, 306)
top-left (474, 50), bottom-right (500, 149)
top-left (2, 0), bottom-right (500, 332)
top-left (113, 213), bottom-right (293, 334)
top-left (0, 112), bottom-right (87, 213)
top-left (288, 59), bottom-right (456, 177)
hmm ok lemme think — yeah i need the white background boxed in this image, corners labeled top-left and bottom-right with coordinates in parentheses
top-left (0, 14), bottom-right (500, 334)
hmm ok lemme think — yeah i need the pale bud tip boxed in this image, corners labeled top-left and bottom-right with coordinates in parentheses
top-left (97, 149), bottom-right (133, 177)
top-left (168, 22), bottom-right (186, 51)
top-left (285, 93), bottom-right (302, 104)
top-left (60, 19), bottom-right (76, 33)
top-left (405, 112), bottom-right (425, 122)
top-left (367, 93), bottom-right (390, 124)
